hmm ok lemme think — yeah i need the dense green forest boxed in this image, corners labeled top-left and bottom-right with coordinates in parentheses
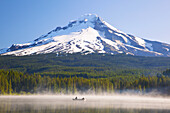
top-left (0, 53), bottom-right (170, 76)
top-left (0, 69), bottom-right (169, 95)
top-left (0, 53), bottom-right (170, 95)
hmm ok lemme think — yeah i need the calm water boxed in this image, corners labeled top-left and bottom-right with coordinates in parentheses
top-left (0, 95), bottom-right (170, 113)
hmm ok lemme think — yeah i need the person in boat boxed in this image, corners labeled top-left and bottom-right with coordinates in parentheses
top-left (82, 98), bottom-right (85, 100)
top-left (75, 97), bottom-right (77, 100)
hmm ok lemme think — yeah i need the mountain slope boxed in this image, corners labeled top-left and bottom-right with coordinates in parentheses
top-left (0, 14), bottom-right (170, 56)
top-left (0, 53), bottom-right (170, 76)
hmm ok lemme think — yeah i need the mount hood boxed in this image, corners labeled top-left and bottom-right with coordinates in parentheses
top-left (0, 14), bottom-right (170, 56)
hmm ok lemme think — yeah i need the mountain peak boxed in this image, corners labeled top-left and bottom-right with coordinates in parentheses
top-left (78, 14), bottom-right (100, 22)
top-left (0, 14), bottom-right (170, 57)
top-left (34, 14), bottom-right (102, 42)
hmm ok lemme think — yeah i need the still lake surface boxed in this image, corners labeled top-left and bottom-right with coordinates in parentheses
top-left (0, 95), bottom-right (170, 113)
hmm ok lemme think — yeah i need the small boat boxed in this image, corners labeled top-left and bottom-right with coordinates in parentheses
top-left (72, 97), bottom-right (86, 101)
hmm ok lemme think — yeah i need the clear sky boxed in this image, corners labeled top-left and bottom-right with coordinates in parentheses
top-left (0, 0), bottom-right (170, 48)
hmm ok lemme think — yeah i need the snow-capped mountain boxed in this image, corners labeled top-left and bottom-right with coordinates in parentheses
top-left (0, 14), bottom-right (170, 56)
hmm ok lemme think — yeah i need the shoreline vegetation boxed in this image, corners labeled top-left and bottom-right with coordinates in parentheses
top-left (0, 92), bottom-right (170, 98)
top-left (0, 69), bottom-right (169, 96)
top-left (0, 54), bottom-right (169, 96)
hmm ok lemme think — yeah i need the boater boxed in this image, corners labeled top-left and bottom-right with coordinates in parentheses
top-left (75, 97), bottom-right (77, 99)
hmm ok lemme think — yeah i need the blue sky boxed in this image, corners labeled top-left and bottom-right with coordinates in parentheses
top-left (0, 0), bottom-right (170, 48)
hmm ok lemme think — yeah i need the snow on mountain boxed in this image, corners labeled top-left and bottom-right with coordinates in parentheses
top-left (0, 14), bottom-right (170, 56)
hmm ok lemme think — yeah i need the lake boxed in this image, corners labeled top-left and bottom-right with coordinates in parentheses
top-left (0, 95), bottom-right (170, 113)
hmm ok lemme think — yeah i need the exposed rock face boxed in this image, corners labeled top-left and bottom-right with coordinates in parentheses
top-left (0, 14), bottom-right (170, 56)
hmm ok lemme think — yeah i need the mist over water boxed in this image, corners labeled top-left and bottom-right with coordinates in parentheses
top-left (0, 94), bottom-right (170, 113)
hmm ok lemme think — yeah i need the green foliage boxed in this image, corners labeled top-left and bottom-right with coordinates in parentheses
top-left (0, 53), bottom-right (169, 76)
top-left (163, 69), bottom-right (170, 76)
top-left (0, 53), bottom-right (170, 95)
top-left (0, 69), bottom-right (169, 95)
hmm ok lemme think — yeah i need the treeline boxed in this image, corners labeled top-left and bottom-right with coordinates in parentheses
top-left (0, 53), bottom-right (170, 76)
top-left (163, 69), bottom-right (170, 76)
top-left (0, 70), bottom-right (169, 95)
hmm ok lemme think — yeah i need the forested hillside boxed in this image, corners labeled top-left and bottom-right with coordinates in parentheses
top-left (0, 70), bottom-right (169, 95)
top-left (0, 53), bottom-right (170, 77)
top-left (0, 53), bottom-right (170, 95)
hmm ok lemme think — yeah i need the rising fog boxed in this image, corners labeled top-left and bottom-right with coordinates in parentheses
top-left (0, 93), bottom-right (170, 110)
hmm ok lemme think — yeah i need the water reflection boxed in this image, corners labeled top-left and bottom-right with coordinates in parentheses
top-left (0, 95), bottom-right (170, 113)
